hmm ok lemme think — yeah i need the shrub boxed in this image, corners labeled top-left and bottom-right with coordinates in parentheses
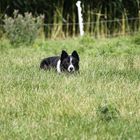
top-left (4, 10), bottom-right (44, 46)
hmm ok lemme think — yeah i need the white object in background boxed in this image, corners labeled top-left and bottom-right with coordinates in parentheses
top-left (76, 1), bottom-right (84, 36)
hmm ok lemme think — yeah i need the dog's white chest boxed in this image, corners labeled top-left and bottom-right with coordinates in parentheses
top-left (56, 59), bottom-right (61, 73)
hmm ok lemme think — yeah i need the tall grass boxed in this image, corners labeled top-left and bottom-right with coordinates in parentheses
top-left (0, 35), bottom-right (140, 139)
top-left (0, 0), bottom-right (140, 38)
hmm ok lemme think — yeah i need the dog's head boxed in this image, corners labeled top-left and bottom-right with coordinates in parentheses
top-left (60, 50), bottom-right (80, 73)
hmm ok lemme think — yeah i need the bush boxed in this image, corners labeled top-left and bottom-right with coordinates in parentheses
top-left (4, 10), bottom-right (44, 46)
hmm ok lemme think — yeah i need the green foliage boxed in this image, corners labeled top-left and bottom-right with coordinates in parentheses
top-left (4, 10), bottom-right (44, 46)
top-left (1, 0), bottom-right (140, 37)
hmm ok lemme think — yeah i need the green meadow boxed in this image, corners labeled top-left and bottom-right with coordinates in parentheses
top-left (0, 35), bottom-right (140, 139)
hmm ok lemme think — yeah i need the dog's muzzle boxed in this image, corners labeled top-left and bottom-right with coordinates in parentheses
top-left (68, 65), bottom-right (75, 72)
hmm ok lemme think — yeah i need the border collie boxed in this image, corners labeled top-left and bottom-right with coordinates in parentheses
top-left (40, 50), bottom-right (80, 73)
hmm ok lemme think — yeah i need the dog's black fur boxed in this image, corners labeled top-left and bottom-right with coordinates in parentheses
top-left (40, 50), bottom-right (80, 73)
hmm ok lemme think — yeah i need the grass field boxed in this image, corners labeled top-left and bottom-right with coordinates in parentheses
top-left (0, 35), bottom-right (140, 139)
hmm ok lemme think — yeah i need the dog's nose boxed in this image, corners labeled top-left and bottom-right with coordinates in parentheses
top-left (70, 67), bottom-right (73, 71)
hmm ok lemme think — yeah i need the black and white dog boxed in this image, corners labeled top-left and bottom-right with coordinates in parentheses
top-left (40, 50), bottom-right (80, 73)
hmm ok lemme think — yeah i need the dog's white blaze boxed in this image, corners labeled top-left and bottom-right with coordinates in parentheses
top-left (68, 57), bottom-right (75, 72)
top-left (57, 59), bottom-right (61, 73)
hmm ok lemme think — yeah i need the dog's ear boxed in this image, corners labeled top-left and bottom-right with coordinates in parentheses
top-left (61, 50), bottom-right (68, 61)
top-left (72, 50), bottom-right (80, 61)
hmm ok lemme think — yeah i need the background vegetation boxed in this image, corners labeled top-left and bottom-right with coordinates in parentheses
top-left (3, 10), bottom-right (44, 46)
top-left (0, 0), bottom-right (140, 38)
top-left (0, 35), bottom-right (140, 139)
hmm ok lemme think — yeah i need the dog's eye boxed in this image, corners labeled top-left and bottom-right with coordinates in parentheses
top-left (72, 60), bottom-right (78, 65)
top-left (62, 59), bottom-right (69, 67)
top-left (65, 60), bottom-right (70, 64)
